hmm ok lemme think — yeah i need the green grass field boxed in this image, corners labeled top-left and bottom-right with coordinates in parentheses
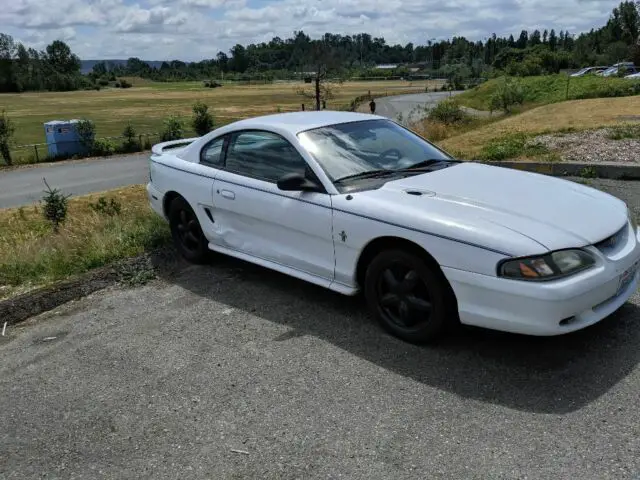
top-left (456, 74), bottom-right (640, 111)
top-left (2, 79), bottom-right (442, 148)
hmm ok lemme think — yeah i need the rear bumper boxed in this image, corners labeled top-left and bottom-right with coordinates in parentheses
top-left (146, 183), bottom-right (165, 220)
top-left (444, 227), bottom-right (640, 336)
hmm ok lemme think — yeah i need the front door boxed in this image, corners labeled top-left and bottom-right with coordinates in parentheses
top-left (211, 130), bottom-right (335, 284)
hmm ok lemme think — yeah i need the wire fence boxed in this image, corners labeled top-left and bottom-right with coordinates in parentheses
top-left (7, 131), bottom-right (177, 166)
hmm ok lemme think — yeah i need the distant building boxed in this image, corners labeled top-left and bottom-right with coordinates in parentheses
top-left (374, 64), bottom-right (399, 70)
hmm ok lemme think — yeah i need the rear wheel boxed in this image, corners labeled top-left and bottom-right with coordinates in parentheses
top-left (364, 249), bottom-right (452, 343)
top-left (168, 196), bottom-right (209, 264)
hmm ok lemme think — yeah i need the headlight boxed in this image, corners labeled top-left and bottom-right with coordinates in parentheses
top-left (498, 249), bottom-right (595, 281)
top-left (629, 209), bottom-right (638, 234)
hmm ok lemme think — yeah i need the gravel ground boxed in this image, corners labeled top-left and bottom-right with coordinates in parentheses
top-left (0, 178), bottom-right (639, 479)
top-left (530, 128), bottom-right (640, 163)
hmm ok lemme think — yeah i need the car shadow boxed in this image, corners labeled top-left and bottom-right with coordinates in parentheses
top-left (154, 252), bottom-right (640, 415)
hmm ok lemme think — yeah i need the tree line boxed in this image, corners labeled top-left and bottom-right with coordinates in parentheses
top-left (1, 1), bottom-right (638, 92)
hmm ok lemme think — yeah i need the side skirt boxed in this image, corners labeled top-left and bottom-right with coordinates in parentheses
top-left (207, 243), bottom-right (359, 296)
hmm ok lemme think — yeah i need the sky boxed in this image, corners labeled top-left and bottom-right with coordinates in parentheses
top-left (0, 0), bottom-right (621, 61)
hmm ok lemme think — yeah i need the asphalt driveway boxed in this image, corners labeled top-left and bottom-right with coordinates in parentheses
top-left (1, 179), bottom-right (639, 479)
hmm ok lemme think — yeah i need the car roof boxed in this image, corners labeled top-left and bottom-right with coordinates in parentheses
top-left (225, 111), bottom-right (386, 135)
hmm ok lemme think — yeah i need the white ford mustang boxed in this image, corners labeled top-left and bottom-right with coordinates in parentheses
top-left (147, 111), bottom-right (640, 343)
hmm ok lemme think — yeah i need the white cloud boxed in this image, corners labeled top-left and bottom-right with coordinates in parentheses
top-left (0, 0), bottom-right (618, 60)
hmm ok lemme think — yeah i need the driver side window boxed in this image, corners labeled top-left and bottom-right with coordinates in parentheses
top-left (225, 130), bottom-right (309, 183)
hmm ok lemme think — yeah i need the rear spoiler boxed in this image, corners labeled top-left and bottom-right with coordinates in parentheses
top-left (151, 137), bottom-right (199, 155)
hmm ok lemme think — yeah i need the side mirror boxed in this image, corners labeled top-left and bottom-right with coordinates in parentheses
top-left (276, 172), bottom-right (322, 192)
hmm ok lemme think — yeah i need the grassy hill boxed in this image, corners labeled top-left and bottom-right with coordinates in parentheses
top-left (437, 95), bottom-right (640, 158)
top-left (456, 74), bottom-right (640, 111)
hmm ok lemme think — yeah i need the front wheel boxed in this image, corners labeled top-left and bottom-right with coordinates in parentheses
top-left (168, 196), bottom-right (209, 264)
top-left (364, 249), bottom-right (452, 343)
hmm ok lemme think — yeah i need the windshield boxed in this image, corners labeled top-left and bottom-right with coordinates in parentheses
top-left (297, 119), bottom-right (453, 182)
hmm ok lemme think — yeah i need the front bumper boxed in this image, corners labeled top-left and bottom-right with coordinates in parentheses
top-left (444, 224), bottom-right (640, 336)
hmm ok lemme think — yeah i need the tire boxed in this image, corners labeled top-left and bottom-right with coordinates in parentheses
top-left (168, 196), bottom-right (209, 264)
top-left (364, 249), bottom-right (453, 344)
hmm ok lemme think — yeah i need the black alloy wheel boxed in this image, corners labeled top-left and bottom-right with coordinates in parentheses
top-left (169, 196), bottom-right (209, 264)
top-left (364, 249), bottom-right (451, 343)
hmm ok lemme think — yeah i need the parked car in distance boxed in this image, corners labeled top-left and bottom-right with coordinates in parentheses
top-left (571, 66), bottom-right (609, 77)
top-left (598, 63), bottom-right (637, 77)
top-left (625, 71), bottom-right (640, 79)
top-left (147, 111), bottom-right (640, 344)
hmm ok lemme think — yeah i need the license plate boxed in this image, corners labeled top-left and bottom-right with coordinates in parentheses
top-left (617, 260), bottom-right (639, 296)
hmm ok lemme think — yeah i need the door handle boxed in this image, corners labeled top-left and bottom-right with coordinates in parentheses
top-left (220, 189), bottom-right (235, 200)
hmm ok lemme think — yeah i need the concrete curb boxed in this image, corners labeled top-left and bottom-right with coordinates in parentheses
top-left (485, 161), bottom-right (640, 180)
top-left (0, 266), bottom-right (120, 326)
top-left (0, 248), bottom-right (186, 327)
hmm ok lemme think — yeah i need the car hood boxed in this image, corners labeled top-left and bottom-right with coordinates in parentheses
top-left (344, 162), bottom-right (628, 255)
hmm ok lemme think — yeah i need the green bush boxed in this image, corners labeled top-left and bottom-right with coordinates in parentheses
top-left (92, 138), bottom-right (117, 156)
top-left (428, 99), bottom-right (469, 125)
top-left (192, 101), bottom-right (214, 136)
top-left (121, 123), bottom-right (139, 152)
top-left (0, 110), bottom-right (15, 166)
top-left (97, 78), bottom-right (109, 86)
top-left (75, 119), bottom-right (96, 153)
top-left (161, 115), bottom-right (184, 141)
top-left (489, 77), bottom-right (525, 113)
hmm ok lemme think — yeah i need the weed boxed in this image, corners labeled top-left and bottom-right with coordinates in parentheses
top-left (580, 166), bottom-right (598, 178)
top-left (606, 123), bottom-right (640, 140)
top-left (479, 133), bottom-right (549, 161)
top-left (89, 197), bottom-right (122, 216)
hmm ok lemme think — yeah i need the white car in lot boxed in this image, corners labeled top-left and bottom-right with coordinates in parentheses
top-left (147, 111), bottom-right (640, 343)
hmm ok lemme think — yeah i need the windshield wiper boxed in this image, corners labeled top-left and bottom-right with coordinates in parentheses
top-left (394, 159), bottom-right (448, 171)
top-left (334, 169), bottom-right (395, 183)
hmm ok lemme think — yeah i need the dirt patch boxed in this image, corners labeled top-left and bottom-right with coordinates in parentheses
top-left (529, 128), bottom-right (640, 163)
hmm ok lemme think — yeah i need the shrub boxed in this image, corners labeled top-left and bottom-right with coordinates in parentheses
top-left (118, 79), bottom-right (132, 88)
top-left (114, 81), bottom-right (121, 88)
top-left (89, 196), bottom-right (122, 216)
top-left (41, 178), bottom-right (71, 232)
top-left (161, 115), bottom-right (184, 141)
top-left (98, 78), bottom-right (109, 86)
top-left (0, 109), bottom-right (15, 166)
top-left (75, 119), bottom-right (96, 153)
top-left (121, 123), bottom-right (139, 152)
top-left (489, 77), bottom-right (525, 113)
top-left (427, 99), bottom-right (469, 125)
top-left (191, 101), bottom-right (214, 136)
top-left (92, 138), bottom-right (116, 156)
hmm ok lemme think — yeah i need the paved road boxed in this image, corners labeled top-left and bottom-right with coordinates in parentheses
top-left (1, 179), bottom-right (639, 478)
top-left (0, 93), bottom-right (460, 209)
top-left (372, 91), bottom-right (462, 122)
top-left (0, 154), bottom-right (149, 209)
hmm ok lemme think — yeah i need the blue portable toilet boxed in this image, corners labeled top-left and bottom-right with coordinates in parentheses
top-left (44, 119), bottom-right (92, 158)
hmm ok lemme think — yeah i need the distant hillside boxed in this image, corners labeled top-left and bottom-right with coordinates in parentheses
top-left (80, 60), bottom-right (167, 74)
